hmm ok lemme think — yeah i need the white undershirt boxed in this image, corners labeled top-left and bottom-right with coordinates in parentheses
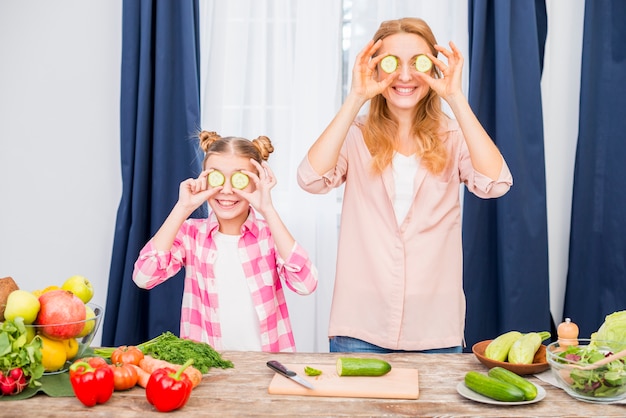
top-left (392, 153), bottom-right (418, 225)
top-left (213, 231), bottom-right (263, 351)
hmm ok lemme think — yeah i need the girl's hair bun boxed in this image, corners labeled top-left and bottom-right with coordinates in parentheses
top-left (198, 130), bottom-right (221, 152)
top-left (251, 135), bottom-right (274, 161)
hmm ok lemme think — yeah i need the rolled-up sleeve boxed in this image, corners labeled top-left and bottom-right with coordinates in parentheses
top-left (469, 156), bottom-right (513, 198)
top-left (276, 241), bottom-right (318, 295)
top-left (132, 240), bottom-right (185, 289)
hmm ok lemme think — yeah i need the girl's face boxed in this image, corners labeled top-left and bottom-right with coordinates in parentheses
top-left (205, 153), bottom-right (256, 234)
top-left (377, 33), bottom-right (432, 112)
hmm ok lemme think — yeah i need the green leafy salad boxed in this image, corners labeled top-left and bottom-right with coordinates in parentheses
top-left (556, 344), bottom-right (626, 398)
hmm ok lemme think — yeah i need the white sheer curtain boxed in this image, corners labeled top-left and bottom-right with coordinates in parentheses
top-left (199, 0), bottom-right (343, 352)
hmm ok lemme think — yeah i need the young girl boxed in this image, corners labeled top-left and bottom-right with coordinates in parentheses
top-left (133, 131), bottom-right (318, 352)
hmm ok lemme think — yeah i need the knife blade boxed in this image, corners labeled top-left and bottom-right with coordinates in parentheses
top-left (266, 360), bottom-right (315, 390)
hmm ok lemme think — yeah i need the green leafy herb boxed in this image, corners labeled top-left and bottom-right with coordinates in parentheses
top-left (0, 318), bottom-right (44, 388)
top-left (95, 331), bottom-right (233, 374)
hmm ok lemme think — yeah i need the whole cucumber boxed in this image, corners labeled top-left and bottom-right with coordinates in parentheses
top-left (488, 366), bottom-right (538, 400)
top-left (508, 332), bottom-right (542, 364)
top-left (484, 331), bottom-right (523, 362)
top-left (464, 371), bottom-right (525, 402)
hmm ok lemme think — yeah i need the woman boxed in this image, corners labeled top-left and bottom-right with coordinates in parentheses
top-left (297, 18), bottom-right (512, 353)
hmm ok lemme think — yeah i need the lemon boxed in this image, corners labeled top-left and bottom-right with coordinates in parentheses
top-left (63, 338), bottom-right (80, 361)
top-left (38, 335), bottom-right (67, 372)
top-left (32, 285), bottom-right (62, 298)
top-left (380, 55), bottom-right (398, 73)
top-left (415, 54), bottom-right (433, 73)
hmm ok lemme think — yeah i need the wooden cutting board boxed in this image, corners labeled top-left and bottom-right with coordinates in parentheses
top-left (267, 363), bottom-right (419, 399)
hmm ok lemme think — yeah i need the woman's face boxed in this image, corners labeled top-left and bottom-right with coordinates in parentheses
top-left (205, 153), bottom-right (256, 234)
top-left (377, 32), bottom-right (432, 112)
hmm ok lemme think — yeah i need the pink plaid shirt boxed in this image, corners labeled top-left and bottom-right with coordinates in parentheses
top-left (132, 208), bottom-right (318, 352)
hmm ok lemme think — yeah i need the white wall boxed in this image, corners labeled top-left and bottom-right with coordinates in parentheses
top-left (0, 0), bottom-right (123, 345)
top-left (0, 0), bottom-right (585, 349)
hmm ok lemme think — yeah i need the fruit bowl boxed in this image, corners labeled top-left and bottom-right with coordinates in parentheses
top-left (472, 340), bottom-right (549, 375)
top-left (546, 339), bottom-right (626, 403)
top-left (27, 303), bottom-right (104, 374)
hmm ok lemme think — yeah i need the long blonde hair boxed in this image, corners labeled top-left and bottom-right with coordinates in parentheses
top-left (363, 17), bottom-right (448, 175)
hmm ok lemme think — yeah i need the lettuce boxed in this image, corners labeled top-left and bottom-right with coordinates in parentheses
top-left (591, 310), bottom-right (626, 351)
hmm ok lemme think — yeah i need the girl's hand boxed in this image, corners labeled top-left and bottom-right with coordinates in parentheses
top-left (234, 160), bottom-right (276, 215)
top-left (418, 41), bottom-right (464, 102)
top-left (177, 169), bottom-right (222, 212)
top-left (349, 39), bottom-right (397, 101)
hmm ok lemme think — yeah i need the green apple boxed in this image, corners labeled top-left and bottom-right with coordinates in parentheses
top-left (77, 304), bottom-right (96, 338)
top-left (4, 290), bottom-right (41, 324)
top-left (61, 275), bottom-right (94, 303)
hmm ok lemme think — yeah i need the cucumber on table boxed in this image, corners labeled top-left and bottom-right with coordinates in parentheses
top-left (488, 366), bottom-right (537, 400)
top-left (464, 371), bottom-right (525, 402)
top-left (336, 358), bottom-right (391, 376)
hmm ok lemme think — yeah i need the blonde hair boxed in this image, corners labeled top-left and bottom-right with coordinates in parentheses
top-left (364, 17), bottom-right (448, 175)
top-left (198, 131), bottom-right (274, 170)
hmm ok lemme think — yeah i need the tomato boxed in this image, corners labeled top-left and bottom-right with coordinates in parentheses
top-left (110, 363), bottom-right (138, 391)
top-left (70, 357), bottom-right (109, 378)
top-left (111, 345), bottom-right (144, 366)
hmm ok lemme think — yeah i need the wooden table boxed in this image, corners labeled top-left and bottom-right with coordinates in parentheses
top-left (6, 351), bottom-right (626, 417)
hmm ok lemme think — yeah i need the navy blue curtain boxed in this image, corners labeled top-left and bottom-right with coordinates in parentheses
top-left (102, 0), bottom-right (203, 346)
top-left (463, 0), bottom-right (551, 350)
top-left (563, 1), bottom-right (626, 338)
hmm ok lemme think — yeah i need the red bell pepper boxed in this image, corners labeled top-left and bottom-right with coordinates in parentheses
top-left (145, 359), bottom-right (194, 412)
top-left (69, 360), bottom-right (115, 407)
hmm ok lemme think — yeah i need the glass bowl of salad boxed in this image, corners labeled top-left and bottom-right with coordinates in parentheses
top-left (546, 338), bottom-right (626, 403)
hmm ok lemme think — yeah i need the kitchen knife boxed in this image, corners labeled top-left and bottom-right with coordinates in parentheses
top-left (266, 360), bottom-right (315, 390)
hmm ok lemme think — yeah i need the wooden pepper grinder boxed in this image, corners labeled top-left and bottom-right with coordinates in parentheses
top-left (557, 317), bottom-right (579, 347)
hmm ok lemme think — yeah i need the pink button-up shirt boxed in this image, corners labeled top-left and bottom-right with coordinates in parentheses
top-left (297, 117), bottom-right (512, 351)
top-left (133, 209), bottom-right (318, 352)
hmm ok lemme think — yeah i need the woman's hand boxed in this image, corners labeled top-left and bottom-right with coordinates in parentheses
top-left (349, 39), bottom-right (397, 102)
top-left (177, 170), bottom-right (221, 212)
top-left (418, 41), bottom-right (465, 102)
top-left (234, 159), bottom-right (276, 216)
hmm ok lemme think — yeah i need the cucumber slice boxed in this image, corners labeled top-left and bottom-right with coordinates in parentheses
top-left (415, 54), bottom-right (433, 73)
top-left (336, 358), bottom-right (391, 376)
top-left (207, 170), bottom-right (225, 187)
top-left (304, 366), bottom-right (322, 376)
top-left (230, 172), bottom-right (249, 189)
top-left (380, 55), bottom-right (398, 73)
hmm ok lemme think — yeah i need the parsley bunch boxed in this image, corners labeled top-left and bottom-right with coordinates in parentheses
top-left (95, 331), bottom-right (234, 374)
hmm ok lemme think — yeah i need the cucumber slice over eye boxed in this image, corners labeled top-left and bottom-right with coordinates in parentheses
top-left (230, 172), bottom-right (249, 189)
top-left (380, 55), bottom-right (398, 73)
top-left (415, 54), bottom-right (433, 73)
top-left (208, 170), bottom-right (225, 187)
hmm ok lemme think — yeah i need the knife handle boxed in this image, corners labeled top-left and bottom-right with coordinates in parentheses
top-left (267, 360), bottom-right (295, 377)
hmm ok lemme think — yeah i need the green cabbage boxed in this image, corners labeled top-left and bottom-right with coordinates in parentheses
top-left (591, 310), bottom-right (626, 351)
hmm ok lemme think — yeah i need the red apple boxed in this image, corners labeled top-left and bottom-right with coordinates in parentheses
top-left (35, 290), bottom-right (86, 340)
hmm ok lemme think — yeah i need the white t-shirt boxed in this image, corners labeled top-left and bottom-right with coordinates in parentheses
top-left (213, 231), bottom-right (263, 351)
top-left (392, 152), bottom-right (418, 225)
